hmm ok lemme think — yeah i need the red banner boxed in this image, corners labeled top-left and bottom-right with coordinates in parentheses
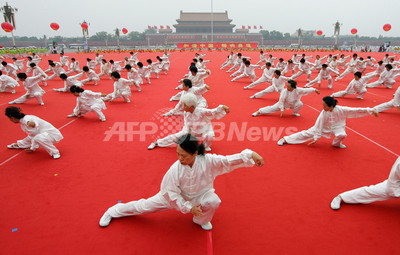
top-left (177, 43), bottom-right (258, 49)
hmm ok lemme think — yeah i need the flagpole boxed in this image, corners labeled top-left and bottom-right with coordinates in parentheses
top-left (211, 0), bottom-right (213, 43)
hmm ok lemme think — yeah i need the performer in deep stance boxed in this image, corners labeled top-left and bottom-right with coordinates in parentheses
top-left (99, 134), bottom-right (264, 230)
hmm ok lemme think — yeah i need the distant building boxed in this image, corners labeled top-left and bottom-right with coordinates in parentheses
top-left (173, 11), bottom-right (235, 34)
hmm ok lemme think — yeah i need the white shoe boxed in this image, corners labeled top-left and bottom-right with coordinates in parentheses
top-left (8, 101), bottom-right (15, 104)
top-left (148, 142), bottom-right (157, 150)
top-left (99, 211), bottom-right (112, 227)
top-left (201, 222), bottom-right (213, 230)
top-left (244, 86), bottom-right (249, 89)
top-left (357, 96), bottom-right (363, 99)
top-left (175, 86), bottom-right (180, 90)
top-left (205, 147), bottom-right (211, 152)
top-left (52, 153), bottom-right (61, 159)
top-left (11, 89), bottom-right (16, 94)
top-left (333, 144), bottom-right (346, 149)
top-left (126, 99), bottom-right (131, 103)
top-left (293, 113), bottom-right (300, 117)
top-left (67, 113), bottom-right (77, 118)
top-left (100, 118), bottom-right (106, 122)
top-left (250, 95), bottom-right (255, 99)
top-left (7, 143), bottom-right (21, 149)
top-left (40, 103), bottom-right (45, 105)
top-left (330, 196), bottom-right (342, 210)
top-left (252, 111), bottom-right (259, 117)
top-left (277, 138), bottom-right (285, 146)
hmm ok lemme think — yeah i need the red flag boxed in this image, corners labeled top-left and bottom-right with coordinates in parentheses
top-left (160, 25), bottom-right (164, 29)
top-left (148, 25), bottom-right (151, 29)
top-left (260, 25), bottom-right (263, 29)
top-left (248, 26), bottom-right (251, 29)
top-left (154, 26), bottom-right (158, 29)
top-left (242, 25), bottom-right (245, 29)
top-left (254, 25), bottom-right (257, 29)
top-left (167, 25), bottom-right (171, 29)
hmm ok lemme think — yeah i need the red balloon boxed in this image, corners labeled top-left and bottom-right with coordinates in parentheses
top-left (1, 22), bottom-right (13, 32)
top-left (50, 22), bottom-right (60, 31)
top-left (316, 30), bottom-right (323, 36)
top-left (81, 23), bottom-right (88, 30)
top-left (122, 28), bottom-right (128, 34)
top-left (351, 28), bottom-right (358, 35)
top-left (383, 24), bottom-right (391, 32)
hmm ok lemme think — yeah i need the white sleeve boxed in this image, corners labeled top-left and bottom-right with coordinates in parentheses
top-left (207, 149), bottom-right (255, 179)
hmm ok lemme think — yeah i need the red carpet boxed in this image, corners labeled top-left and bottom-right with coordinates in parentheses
top-left (0, 50), bottom-right (399, 254)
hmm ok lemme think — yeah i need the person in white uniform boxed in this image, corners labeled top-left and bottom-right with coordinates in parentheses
top-left (290, 58), bottom-right (315, 82)
top-left (372, 86), bottom-right (400, 113)
top-left (1, 61), bottom-right (18, 78)
top-left (335, 54), bottom-right (361, 81)
top-left (231, 60), bottom-right (259, 82)
top-left (330, 157), bottom-right (400, 210)
top-left (59, 53), bottom-right (70, 70)
top-left (366, 64), bottom-right (400, 89)
top-left (277, 96), bottom-right (379, 148)
top-left (81, 66), bottom-right (100, 85)
top-left (244, 62), bottom-right (275, 89)
top-left (12, 58), bottom-right (25, 72)
top-left (99, 133), bottom-right (264, 230)
top-left (331, 71), bottom-right (378, 99)
top-left (30, 63), bottom-right (48, 86)
top-left (148, 93), bottom-right (230, 152)
top-left (97, 59), bottom-right (111, 79)
top-left (305, 64), bottom-right (339, 89)
top-left (176, 67), bottom-right (210, 89)
top-left (45, 62), bottom-right (65, 81)
top-left (9, 73), bottom-right (46, 105)
top-left (5, 106), bottom-right (63, 159)
top-left (252, 80), bottom-right (320, 117)
top-left (0, 70), bottom-right (19, 93)
top-left (102, 72), bottom-right (134, 103)
top-left (53, 72), bottom-right (84, 92)
top-left (66, 58), bottom-right (81, 75)
top-left (136, 62), bottom-right (151, 84)
top-left (249, 70), bottom-right (291, 99)
top-left (67, 85), bottom-right (107, 121)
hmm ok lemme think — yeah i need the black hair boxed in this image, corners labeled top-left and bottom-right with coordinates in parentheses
top-left (29, 63), bottom-right (36, 67)
top-left (17, 73), bottom-right (27, 80)
top-left (0, 70), bottom-right (2, 75)
top-left (102, 59), bottom-right (107, 63)
top-left (354, 71), bottom-right (362, 78)
top-left (111, 71), bottom-right (120, 79)
top-left (323, 96), bottom-right (337, 108)
top-left (359, 57), bottom-right (364, 61)
top-left (12, 57), bottom-right (17, 60)
top-left (147, 59), bottom-right (152, 64)
top-left (378, 61), bottom-right (383, 65)
top-left (242, 58), bottom-right (247, 62)
top-left (86, 58), bottom-right (92, 61)
top-left (189, 66), bottom-right (198, 73)
top-left (192, 58), bottom-right (198, 63)
top-left (353, 53), bottom-right (358, 58)
top-left (288, 80), bottom-right (297, 88)
top-left (60, 73), bottom-right (68, 80)
top-left (288, 59), bottom-right (293, 63)
top-left (82, 66), bottom-right (89, 71)
top-left (177, 134), bottom-right (205, 156)
top-left (199, 58), bottom-right (203, 62)
top-left (48, 60), bottom-right (53, 63)
top-left (130, 51), bottom-right (134, 54)
top-left (266, 62), bottom-right (271, 67)
top-left (137, 62), bottom-right (143, 68)
top-left (71, 58), bottom-right (75, 61)
top-left (300, 58), bottom-right (305, 63)
top-left (238, 53), bottom-right (242, 57)
top-left (49, 62), bottom-right (55, 67)
top-left (322, 64), bottom-right (328, 68)
top-left (109, 60), bottom-right (114, 64)
top-left (70, 85), bottom-right (84, 93)
top-left (244, 60), bottom-right (250, 65)
top-left (386, 64), bottom-right (393, 70)
top-left (5, 106), bottom-right (25, 119)
top-left (2, 61), bottom-right (7, 66)
top-left (183, 79), bottom-right (192, 88)
top-left (125, 64), bottom-right (132, 70)
top-left (260, 50), bottom-right (263, 53)
top-left (274, 70), bottom-right (281, 76)
top-left (279, 58), bottom-right (284, 61)
top-left (27, 57), bottom-right (32, 60)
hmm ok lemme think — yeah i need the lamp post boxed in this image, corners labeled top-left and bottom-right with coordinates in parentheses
top-left (210, 0), bottom-right (213, 43)
top-left (0, 2), bottom-right (17, 48)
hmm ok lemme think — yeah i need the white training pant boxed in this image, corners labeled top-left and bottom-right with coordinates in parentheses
top-left (366, 80), bottom-right (395, 89)
top-left (306, 76), bottom-right (333, 88)
top-left (74, 104), bottom-right (105, 120)
top-left (336, 68), bottom-right (355, 80)
top-left (107, 190), bottom-right (221, 225)
top-left (232, 73), bottom-right (256, 82)
top-left (340, 180), bottom-right (395, 204)
top-left (227, 63), bottom-right (239, 73)
top-left (253, 86), bottom-right (278, 98)
top-left (246, 76), bottom-right (271, 88)
top-left (17, 134), bottom-right (60, 156)
top-left (12, 92), bottom-right (44, 104)
top-left (291, 71), bottom-right (311, 81)
top-left (284, 128), bottom-right (347, 147)
top-left (373, 100), bottom-right (397, 113)
top-left (331, 88), bottom-right (367, 98)
top-left (81, 77), bottom-right (100, 85)
top-left (157, 130), bottom-right (214, 148)
top-left (259, 101), bottom-right (303, 115)
top-left (103, 92), bottom-right (130, 102)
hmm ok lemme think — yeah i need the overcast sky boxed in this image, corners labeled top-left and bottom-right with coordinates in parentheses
top-left (2, 0), bottom-right (399, 38)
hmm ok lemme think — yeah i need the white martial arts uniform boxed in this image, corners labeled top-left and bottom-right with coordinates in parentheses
top-left (0, 74), bottom-right (19, 93)
top-left (72, 90), bottom-right (107, 121)
top-left (129, 52), bottom-right (139, 65)
top-left (110, 61), bottom-right (123, 73)
top-left (60, 56), bottom-right (70, 70)
top-left (66, 61), bottom-right (81, 75)
top-left (281, 62), bottom-right (298, 76)
top-left (53, 73), bottom-right (84, 92)
top-left (336, 58), bottom-right (361, 80)
top-left (95, 55), bottom-right (104, 67)
top-left (98, 62), bottom-right (111, 78)
top-left (137, 66), bottom-right (151, 84)
top-left (126, 69), bottom-right (142, 91)
top-left (331, 74), bottom-right (377, 99)
top-left (310, 56), bottom-right (328, 70)
top-left (291, 61), bottom-right (315, 81)
top-left (46, 62), bottom-right (65, 80)
top-left (13, 115), bottom-right (63, 157)
top-left (156, 105), bottom-right (227, 149)
top-left (103, 78), bottom-right (133, 102)
top-left (1, 63), bottom-right (18, 78)
top-left (257, 87), bottom-right (316, 115)
top-left (251, 76), bottom-right (291, 98)
top-left (176, 71), bottom-right (210, 89)
top-left (265, 56), bottom-right (277, 67)
top-left (227, 56), bottom-right (250, 73)
top-left (305, 67), bottom-right (339, 89)
top-left (105, 149), bottom-right (256, 226)
top-left (81, 70), bottom-right (100, 85)
top-left (282, 106), bottom-right (374, 147)
top-left (161, 54), bottom-right (171, 73)
top-left (9, 75), bottom-right (45, 105)
top-left (220, 54), bottom-right (235, 70)
top-left (25, 59), bottom-right (41, 75)
top-left (13, 59), bottom-right (25, 72)
top-left (275, 61), bottom-right (286, 72)
top-left (167, 86), bottom-right (209, 115)
top-left (232, 64), bottom-right (259, 82)
top-left (383, 55), bottom-right (396, 64)
top-left (245, 67), bottom-right (275, 89)
top-left (87, 60), bottom-right (96, 70)
top-left (364, 57), bottom-right (376, 70)
top-left (148, 62), bottom-right (161, 78)
top-left (325, 54), bottom-right (339, 65)
top-left (366, 68), bottom-right (400, 89)
top-left (230, 62), bottom-right (245, 77)
top-left (255, 53), bottom-right (267, 65)
top-left (339, 157), bottom-right (400, 205)
top-left (373, 86), bottom-right (400, 113)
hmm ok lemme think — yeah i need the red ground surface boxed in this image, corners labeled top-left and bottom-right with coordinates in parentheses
top-left (0, 50), bottom-right (399, 255)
